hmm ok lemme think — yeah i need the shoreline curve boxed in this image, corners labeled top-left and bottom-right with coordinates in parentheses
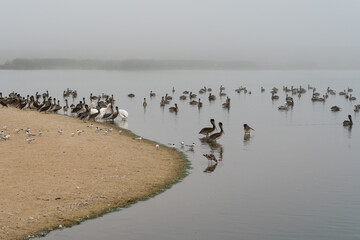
top-left (0, 107), bottom-right (189, 240)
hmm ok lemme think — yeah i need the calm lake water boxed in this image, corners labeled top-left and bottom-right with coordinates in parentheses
top-left (2, 70), bottom-right (360, 240)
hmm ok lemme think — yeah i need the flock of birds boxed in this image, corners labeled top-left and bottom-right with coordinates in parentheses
top-left (0, 83), bottom-right (358, 171)
top-left (0, 89), bottom-right (129, 142)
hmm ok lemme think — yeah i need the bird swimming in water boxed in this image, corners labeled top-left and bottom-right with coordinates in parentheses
top-left (243, 124), bottom-right (255, 135)
top-left (343, 115), bottom-right (353, 126)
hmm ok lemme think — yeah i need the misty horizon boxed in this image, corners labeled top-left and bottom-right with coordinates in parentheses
top-left (1, 0), bottom-right (360, 69)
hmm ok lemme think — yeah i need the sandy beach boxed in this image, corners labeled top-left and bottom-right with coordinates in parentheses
top-left (0, 107), bottom-right (187, 240)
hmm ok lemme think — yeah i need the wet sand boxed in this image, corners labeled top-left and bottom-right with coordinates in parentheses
top-left (0, 107), bottom-right (187, 240)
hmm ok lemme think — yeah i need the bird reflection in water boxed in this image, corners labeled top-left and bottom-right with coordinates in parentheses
top-left (203, 161), bottom-right (218, 173)
top-left (201, 141), bottom-right (224, 173)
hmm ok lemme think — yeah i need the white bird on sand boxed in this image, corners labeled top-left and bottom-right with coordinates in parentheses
top-left (134, 136), bottom-right (142, 141)
top-left (58, 129), bottom-right (63, 135)
top-left (77, 130), bottom-right (84, 135)
top-left (180, 141), bottom-right (185, 148)
top-left (71, 132), bottom-right (75, 137)
top-left (155, 144), bottom-right (160, 149)
top-left (3, 125), bottom-right (8, 130)
top-left (87, 124), bottom-right (94, 128)
top-left (14, 129), bottom-right (21, 133)
top-left (3, 134), bottom-right (10, 140)
top-left (26, 131), bottom-right (36, 136)
top-left (104, 129), bottom-right (109, 135)
top-left (38, 130), bottom-right (43, 136)
top-left (0, 131), bottom-right (3, 136)
top-left (96, 127), bottom-right (102, 132)
top-left (119, 130), bottom-right (123, 134)
top-left (26, 138), bottom-right (35, 143)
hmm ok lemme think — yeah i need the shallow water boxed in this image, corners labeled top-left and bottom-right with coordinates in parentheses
top-left (2, 70), bottom-right (360, 240)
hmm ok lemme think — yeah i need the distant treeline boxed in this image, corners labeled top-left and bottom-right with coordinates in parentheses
top-left (0, 58), bottom-right (258, 70)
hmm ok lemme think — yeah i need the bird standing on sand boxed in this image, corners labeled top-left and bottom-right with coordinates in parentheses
top-left (243, 124), bottom-right (255, 135)
top-left (58, 129), bottom-right (63, 135)
top-left (26, 138), bottom-right (35, 143)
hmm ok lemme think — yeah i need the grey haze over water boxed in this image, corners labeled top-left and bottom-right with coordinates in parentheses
top-left (1, 0), bottom-right (360, 69)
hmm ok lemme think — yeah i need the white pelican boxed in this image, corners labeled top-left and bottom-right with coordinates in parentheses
top-left (98, 103), bottom-right (112, 119)
top-left (118, 109), bottom-right (129, 119)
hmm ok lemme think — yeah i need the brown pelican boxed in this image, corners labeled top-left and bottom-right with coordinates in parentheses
top-left (199, 119), bottom-right (217, 136)
top-left (169, 103), bottom-right (178, 112)
top-left (343, 115), bottom-right (353, 126)
top-left (243, 124), bottom-right (255, 135)
top-left (208, 122), bottom-right (224, 141)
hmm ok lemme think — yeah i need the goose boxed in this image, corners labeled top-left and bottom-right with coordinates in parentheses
top-left (169, 103), bottom-right (178, 112)
top-left (199, 119), bottom-right (217, 136)
top-left (150, 91), bottom-right (156, 97)
top-left (261, 87), bottom-right (265, 92)
top-left (343, 115), bottom-right (353, 126)
top-left (128, 93), bottom-right (135, 98)
top-left (243, 124), bottom-right (255, 135)
top-left (208, 122), bottom-right (224, 142)
top-left (143, 98), bottom-right (147, 108)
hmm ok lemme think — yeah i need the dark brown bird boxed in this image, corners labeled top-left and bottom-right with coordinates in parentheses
top-left (208, 122), bottom-right (224, 141)
top-left (199, 119), bottom-right (216, 137)
top-left (243, 124), bottom-right (255, 135)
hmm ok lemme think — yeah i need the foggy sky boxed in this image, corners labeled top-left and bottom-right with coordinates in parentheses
top-left (1, 0), bottom-right (360, 67)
